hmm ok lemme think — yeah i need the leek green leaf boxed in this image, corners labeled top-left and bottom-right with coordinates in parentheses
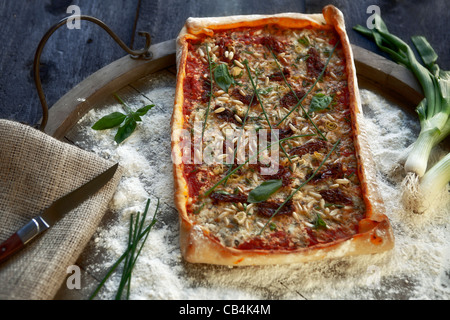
top-left (411, 35), bottom-right (438, 69)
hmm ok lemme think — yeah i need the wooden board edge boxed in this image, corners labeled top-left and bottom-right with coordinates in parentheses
top-left (44, 40), bottom-right (176, 140)
top-left (351, 44), bottom-right (423, 109)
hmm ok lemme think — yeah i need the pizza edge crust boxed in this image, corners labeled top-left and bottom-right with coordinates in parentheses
top-left (171, 5), bottom-right (394, 266)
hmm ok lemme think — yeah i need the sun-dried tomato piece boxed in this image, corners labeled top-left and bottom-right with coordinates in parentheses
top-left (278, 127), bottom-right (294, 140)
top-left (269, 68), bottom-right (290, 81)
top-left (319, 189), bottom-right (353, 205)
top-left (306, 47), bottom-right (326, 78)
top-left (260, 36), bottom-right (285, 53)
top-left (201, 78), bottom-right (211, 103)
top-left (210, 192), bottom-right (248, 204)
top-left (230, 88), bottom-right (258, 107)
top-left (290, 140), bottom-right (328, 157)
top-left (280, 90), bottom-right (306, 109)
top-left (260, 165), bottom-right (292, 187)
top-left (256, 200), bottom-right (293, 217)
top-left (214, 105), bottom-right (239, 124)
top-left (307, 163), bottom-right (344, 183)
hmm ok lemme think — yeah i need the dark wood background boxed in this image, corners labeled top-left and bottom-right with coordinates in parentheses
top-left (0, 0), bottom-right (448, 128)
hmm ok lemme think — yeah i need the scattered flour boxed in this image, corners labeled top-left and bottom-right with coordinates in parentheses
top-left (71, 71), bottom-right (450, 300)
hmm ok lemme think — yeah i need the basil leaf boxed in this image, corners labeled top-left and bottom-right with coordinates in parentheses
top-left (214, 64), bottom-right (233, 93)
top-left (309, 93), bottom-right (333, 113)
top-left (134, 104), bottom-right (155, 117)
top-left (92, 112), bottom-right (126, 130)
top-left (115, 117), bottom-right (137, 144)
top-left (247, 179), bottom-right (283, 203)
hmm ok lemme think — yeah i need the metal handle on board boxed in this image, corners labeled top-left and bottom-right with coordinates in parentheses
top-left (33, 15), bottom-right (153, 131)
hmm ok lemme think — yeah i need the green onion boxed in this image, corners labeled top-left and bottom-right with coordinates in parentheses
top-left (354, 15), bottom-right (450, 178)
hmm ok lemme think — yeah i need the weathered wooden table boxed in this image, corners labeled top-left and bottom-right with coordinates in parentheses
top-left (0, 0), bottom-right (449, 301)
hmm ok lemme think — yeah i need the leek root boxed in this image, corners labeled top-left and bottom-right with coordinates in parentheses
top-left (402, 153), bottom-right (450, 214)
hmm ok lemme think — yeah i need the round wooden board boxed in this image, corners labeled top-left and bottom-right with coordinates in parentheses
top-left (50, 40), bottom-right (443, 300)
top-left (44, 40), bottom-right (424, 140)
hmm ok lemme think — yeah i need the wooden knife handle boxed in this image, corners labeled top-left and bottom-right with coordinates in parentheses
top-left (0, 233), bottom-right (24, 265)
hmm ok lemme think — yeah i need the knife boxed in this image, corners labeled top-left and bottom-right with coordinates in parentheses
top-left (0, 163), bottom-right (119, 265)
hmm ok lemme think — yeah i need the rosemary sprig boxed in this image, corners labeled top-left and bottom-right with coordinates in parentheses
top-left (89, 198), bottom-right (159, 300)
top-left (257, 138), bottom-right (341, 235)
top-left (203, 133), bottom-right (316, 197)
top-left (275, 40), bottom-right (340, 128)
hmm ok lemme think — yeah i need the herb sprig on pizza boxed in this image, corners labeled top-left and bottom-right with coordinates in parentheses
top-left (171, 5), bottom-right (394, 265)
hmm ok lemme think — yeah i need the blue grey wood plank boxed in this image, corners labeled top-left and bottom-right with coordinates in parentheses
top-left (134, 0), bottom-right (306, 45)
top-left (0, 0), bottom-right (140, 127)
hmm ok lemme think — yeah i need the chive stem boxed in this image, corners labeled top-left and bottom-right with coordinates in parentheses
top-left (89, 199), bottom-right (159, 300)
top-left (203, 134), bottom-right (316, 197)
top-left (243, 59), bottom-right (293, 162)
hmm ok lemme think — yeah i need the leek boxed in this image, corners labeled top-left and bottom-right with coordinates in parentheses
top-left (402, 153), bottom-right (450, 214)
top-left (354, 16), bottom-right (450, 177)
top-left (354, 15), bottom-right (450, 214)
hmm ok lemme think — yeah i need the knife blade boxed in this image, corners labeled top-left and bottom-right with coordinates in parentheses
top-left (0, 163), bottom-right (119, 265)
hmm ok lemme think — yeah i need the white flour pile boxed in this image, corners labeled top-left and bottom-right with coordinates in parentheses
top-left (72, 71), bottom-right (450, 300)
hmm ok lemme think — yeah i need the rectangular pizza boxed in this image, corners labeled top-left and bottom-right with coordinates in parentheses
top-left (171, 5), bottom-right (394, 265)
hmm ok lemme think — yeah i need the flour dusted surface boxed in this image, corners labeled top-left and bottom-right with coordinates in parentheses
top-left (71, 70), bottom-right (450, 300)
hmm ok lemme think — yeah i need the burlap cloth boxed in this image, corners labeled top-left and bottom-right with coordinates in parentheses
top-left (0, 119), bottom-right (122, 300)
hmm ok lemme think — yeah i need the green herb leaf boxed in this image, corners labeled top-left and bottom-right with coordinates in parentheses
top-left (247, 179), bottom-right (283, 203)
top-left (297, 36), bottom-right (310, 47)
top-left (115, 117), bottom-right (137, 144)
top-left (214, 64), bottom-right (233, 93)
top-left (309, 93), bottom-right (333, 113)
top-left (92, 94), bottom-right (155, 144)
top-left (314, 213), bottom-right (327, 229)
top-left (134, 104), bottom-right (155, 117)
top-left (92, 112), bottom-right (126, 130)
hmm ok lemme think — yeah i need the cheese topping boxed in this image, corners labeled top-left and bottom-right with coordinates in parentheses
top-left (181, 25), bottom-right (365, 250)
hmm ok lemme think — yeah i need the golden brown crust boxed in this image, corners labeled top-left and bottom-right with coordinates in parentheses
top-left (172, 5), bottom-right (394, 266)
